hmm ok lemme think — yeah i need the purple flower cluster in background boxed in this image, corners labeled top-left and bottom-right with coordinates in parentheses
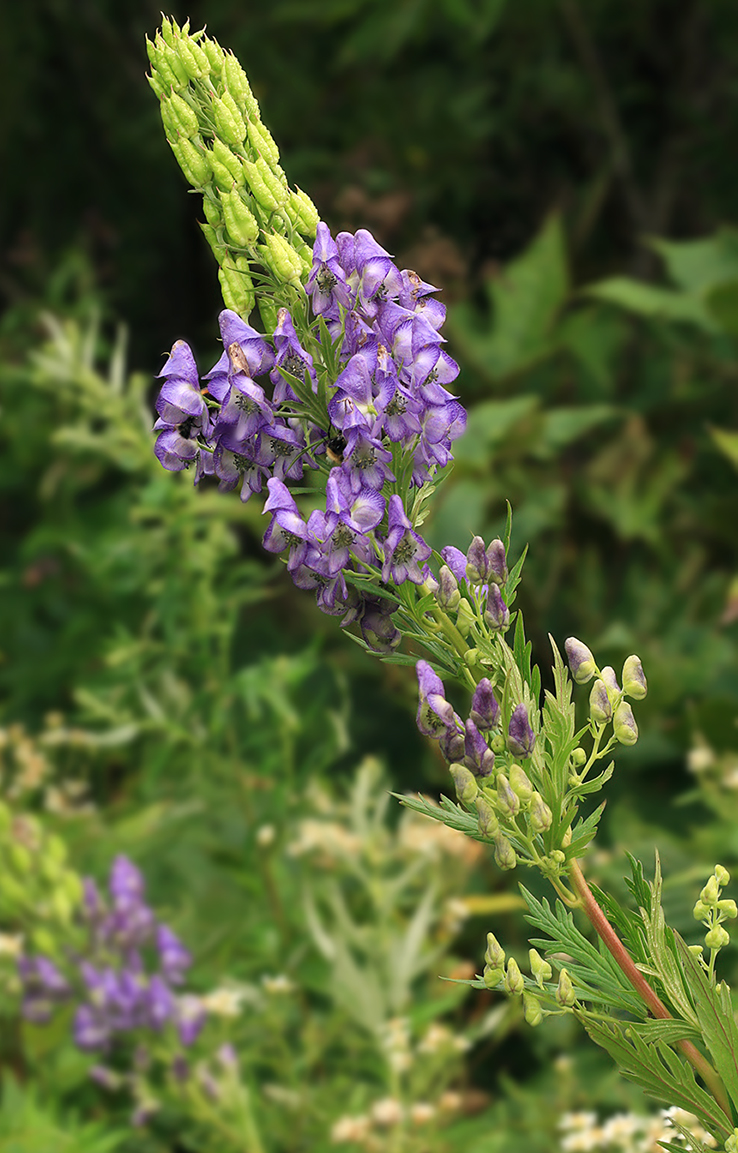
top-left (152, 224), bottom-right (466, 639)
top-left (19, 856), bottom-right (205, 1055)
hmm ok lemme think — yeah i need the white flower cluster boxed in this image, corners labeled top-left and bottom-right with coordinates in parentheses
top-left (558, 1107), bottom-right (717, 1152)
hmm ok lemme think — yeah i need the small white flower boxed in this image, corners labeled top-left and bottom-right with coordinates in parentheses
top-left (261, 973), bottom-right (294, 995)
top-left (330, 1114), bottom-right (371, 1143)
top-left (409, 1102), bottom-right (436, 1126)
top-left (0, 933), bottom-right (23, 958)
top-left (201, 987), bottom-right (248, 1018)
top-left (256, 824), bottom-right (276, 847)
top-left (370, 1097), bottom-right (403, 1127)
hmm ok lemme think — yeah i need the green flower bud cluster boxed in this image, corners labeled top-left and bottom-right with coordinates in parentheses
top-left (725, 1129), bottom-right (738, 1153)
top-left (566, 639), bottom-right (647, 749)
top-left (693, 865), bottom-right (736, 960)
top-left (480, 934), bottom-right (572, 1026)
top-left (147, 16), bottom-right (320, 318)
top-left (0, 802), bottom-right (83, 947)
top-left (461, 764), bottom-right (553, 873)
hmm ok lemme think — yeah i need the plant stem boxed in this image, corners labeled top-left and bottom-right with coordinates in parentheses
top-left (568, 859), bottom-right (733, 1125)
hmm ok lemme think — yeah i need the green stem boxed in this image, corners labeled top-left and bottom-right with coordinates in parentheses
top-left (569, 859), bottom-right (733, 1126)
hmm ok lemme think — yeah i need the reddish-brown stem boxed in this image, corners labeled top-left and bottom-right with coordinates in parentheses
top-left (569, 859), bottom-right (733, 1125)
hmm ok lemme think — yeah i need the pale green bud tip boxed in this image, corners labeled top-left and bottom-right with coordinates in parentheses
top-left (475, 797), bottom-right (499, 839)
top-left (589, 679), bottom-right (612, 725)
top-left (483, 965), bottom-right (504, 989)
top-left (485, 932), bottom-right (505, 969)
top-left (523, 992), bottom-right (543, 1026)
top-left (450, 764), bottom-right (478, 805)
top-left (493, 832), bottom-right (517, 871)
top-left (528, 792), bottom-right (553, 834)
top-left (529, 948), bottom-right (553, 986)
top-left (726, 1130), bottom-right (738, 1153)
top-left (693, 900), bottom-right (711, 921)
top-left (719, 899), bottom-right (738, 918)
top-left (705, 924), bottom-right (730, 951)
top-left (565, 638), bottom-right (596, 684)
top-left (701, 875), bottom-right (720, 905)
top-left (622, 654), bottom-right (647, 700)
top-left (613, 701), bottom-right (638, 746)
top-left (715, 864), bottom-right (731, 887)
top-left (555, 968), bottom-right (576, 1007)
top-left (509, 763), bottom-right (534, 803)
top-left (505, 956), bottom-right (525, 996)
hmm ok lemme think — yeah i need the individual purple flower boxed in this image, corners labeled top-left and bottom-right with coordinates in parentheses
top-left (470, 679), bottom-right (500, 731)
top-left (325, 469), bottom-right (385, 533)
top-left (262, 478), bottom-right (311, 569)
top-left (439, 721), bottom-right (466, 763)
top-left (440, 546), bottom-right (467, 583)
top-left (270, 308), bottom-right (317, 400)
top-left (486, 539), bottom-right (508, 586)
top-left (485, 585), bottom-right (510, 632)
top-left (436, 565), bottom-right (460, 612)
top-left (213, 436), bottom-right (272, 502)
top-left (359, 600), bottom-right (401, 653)
top-left (306, 222), bottom-right (352, 315)
top-left (156, 925), bottom-right (192, 986)
top-left (342, 431), bottom-right (395, 493)
top-left (154, 427), bottom-right (199, 472)
top-left (219, 310), bottom-right (275, 377)
top-left (148, 974), bottom-right (175, 1029)
top-left (381, 495), bottom-right (432, 585)
top-left (155, 340), bottom-right (210, 433)
top-left (109, 857), bottom-right (145, 910)
top-left (416, 660), bottom-right (455, 738)
top-left (466, 536), bottom-right (488, 584)
top-left (507, 704), bottom-right (536, 759)
top-left (463, 719), bottom-right (495, 777)
top-left (353, 228), bottom-right (402, 318)
top-left (213, 375), bottom-right (274, 447)
top-left (565, 637), bottom-right (597, 684)
top-left (74, 1003), bottom-right (110, 1052)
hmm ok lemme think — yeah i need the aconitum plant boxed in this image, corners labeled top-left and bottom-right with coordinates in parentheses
top-left (148, 18), bottom-right (738, 1152)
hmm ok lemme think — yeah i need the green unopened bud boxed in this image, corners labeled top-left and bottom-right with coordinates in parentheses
top-left (222, 189), bottom-right (259, 246)
top-left (159, 17), bottom-right (177, 49)
top-left (688, 944), bottom-right (704, 957)
top-left (701, 875), bottom-right (720, 905)
top-left (289, 188), bottom-right (320, 239)
top-left (173, 34), bottom-right (209, 81)
top-left (45, 836), bottom-right (67, 866)
top-left (496, 773), bottom-right (520, 818)
top-left (589, 678), bottom-right (612, 725)
top-left (693, 899), bottom-right (710, 922)
top-left (485, 932), bottom-right (506, 969)
top-left (167, 92), bottom-right (199, 138)
top-left (622, 655), bottom-right (647, 700)
top-left (555, 968), bottom-right (576, 1007)
top-left (715, 865), bottom-right (731, 887)
top-left (202, 196), bottom-right (224, 227)
top-left (565, 638), bottom-right (596, 684)
top-left (260, 234), bottom-right (305, 285)
top-left (210, 138), bottom-right (245, 188)
top-left (705, 924), bottom-right (730, 950)
top-left (464, 647), bottom-right (481, 668)
top-left (40, 855), bottom-right (64, 884)
top-left (493, 832), bottom-right (517, 871)
top-left (212, 92), bottom-right (247, 147)
top-left (509, 764), bottom-right (534, 804)
top-left (218, 256), bottom-right (255, 316)
top-left (523, 991), bottom-right (543, 1026)
top-left (483, 964), bottom-right (504, 989)
top-left (450, 764), bottom-right (478, 805)
top-left (223, 51), bottom-right (259, 119)
top-left (570, 747), bottom-right (587, 768)
top-left (455, 598), bottom-right (475, 638)
top-left (504, 956), bottom-right (524, 996)
top-left (613, 701), bottom-right (638, 746)
top-left (528, 791), bottom-right (553, 834)
top-left (490, 733), bottom-right (506, 755)
top-left (61, 870), bottom-right (83, 908)
top-left (248, 119), bottom-right (280, 166)
top-left (0, 871), bottom-right (28, 908)
top-left (171, 136), bottom-right (210, 187)
top-left (550, 849), bottom-right (566, 865)
top-left (242, 156), bottom-right (287, 213)
top-left (200, 223), bottom-right (227, 264)
top-left (529, 949), bottom-right (552, 987)
top-left (725, 1128), bottom-right (738, 1153)
top-left (719, 899), bottom-right (738, 918)
top-left (476, 796), bottom-right (499, 839)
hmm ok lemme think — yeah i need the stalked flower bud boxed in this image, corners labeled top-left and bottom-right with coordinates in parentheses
top-left (450, 764), bottom-right (478, 805)
top-left (509, 764), bottom-right (534, 804)
top-left (484, 585), bottom-right (510, 632)
top-left (223, 52), bottom-right (258, 118)
top-left (485, 932), bottom-right (506, 970)
top-left (170, 137), bottom-right (211, 187)
top-left (571, 747), bottom-right (587, 768)
top-left (260, 234), bottom-right (305, 286)
top-left (439, 725), bottom-right (466, 763)
top-left (211, 92), bottom-right (247, 147)
top-left (437, 565), bottom-right (461, 612)
top-left (221, 189), bottom-right (259, 246)
top-left (529, 949), bottom-right (552, 987)
top-left (589, 679), bottom-right (612, 725)
top-left (504, 957), bottom-right (524, 996)
top-left (693, 899), bottom-right (710, 922)
top-left (465, 536), bottom-right (488, 584)
top-left (470, 679), bottom-right (500, 732)
top-left (476, 796), bottom-right (499, 839)
top-left (555, 968), bottom-right (576, 1007)
top-left (493, 832), bottom-right (517, 871)
top-left (600, 666), bottom-right (621, 704)
top-left (622, 655), bottom-right (647, 700)
top-left (464, 720), bottom-right (495, 778)
top-left (613, 701), bottom-right (638, 746)
top-left (701, 875), bottom-right (720, 905)
top-left (528, 792), bottom-right (553, 833)
top-left (242, 156), bottom-right (288, 213)
top-left (718, 899), bottom-right (737, 918)
top-left (523, 992), bottom-right (543, 1026)
top-left (483, 965), bottom-right (504, 989)
top-left (248, 118), bottom-right (280, 167)
top-left (507, 704), bottom-right (536, 759)
top-left (218, 256), bottom-right (255, 316)
top-left (705, 924), bottom-right (730, 950)
top-left (290, 188), bottom-right (320, 239)
top-left (485, 539), bottom-right (508, 586)
top-left (209, 138), bottom-right (245, 189)
top-left (496, 773), bottom-right (520, 818)
top-left (715, 864), bottom-right (731, 886)
top-left (564, 638), bottom-right (596, 684)
top-left (456, 598), bottom-right (475, 637)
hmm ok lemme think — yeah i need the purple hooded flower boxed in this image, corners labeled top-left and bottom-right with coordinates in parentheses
top-left (306, 222), bottom-right (352, 315)
top-left (440, 546), bottom-right (467, 583)
top-left (262, 478), bottom-right (311, 569)
top-left (270, 308), bottom-right (317, 400)
top-left (381, 495), bottom-right (432, 585)
top-left (507, 704), bottom-right (536, 759)
top-left (342, 431), bottom-right (395, 493)
top-left (155, 341), bottom-right (210, 434)
top-left (360, 600), bottom-right (401, 653)
top-left (485, 585), bottom-right (510, 632)
top-left (213, 375), bottom-right (274, 448)
top-left (416, 660), bottom-right (456, 738)
top-left (470, 679), bottom-right (500, 731)
top-left (154, 427), bottom-right (199, 472)
top-left (352, 229), bottom-right (402, 319)
top-left (463, 719), bottom-right (495, 777)
top-left (109, 857), bottom-right (145, 910)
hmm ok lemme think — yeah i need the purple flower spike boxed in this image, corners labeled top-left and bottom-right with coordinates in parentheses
top-left (507, 704), bottom-right (536, 759)
top-left (381, 495), bottom-right (432, 586)
top-left (470, 679), bottom-right (500, 731)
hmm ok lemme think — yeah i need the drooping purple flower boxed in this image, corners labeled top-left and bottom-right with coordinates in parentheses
top-left (213, 376), bottom-right (274, 447)
top-left (470, 679), bottom-right (500, 731)
top-left (507, 704), bottom-right (536, 759)
top-left (416, 660), bottom-right (455, 738)
top-left (270, 308), bottom-right (317, 400)
top-left (342, 431), bottom-right (395, 493)
top-left (359, 599), bottom-right (401, 653)
top-left (262, 477), bottom-right (311, 569)
top-left (381, 496), bottom-right (432, 586)
top-left (463, 719), bottom-right (495, 777)
top-left (306, 222), bottom-right (352, 315)
top-left (325, 469), bottom-right (385, 533)
top-left (154, 427), bottom-right (199, 472)
top-left (353, 229), bottom-right (402, 319)
top-left (219, 310), bottom-right (274, 376)
top-left (440, 546), bottom-right (467, 584)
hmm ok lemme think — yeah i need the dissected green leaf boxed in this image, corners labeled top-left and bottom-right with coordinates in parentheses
top-left (675, 936), bottom-right (738, 1115)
